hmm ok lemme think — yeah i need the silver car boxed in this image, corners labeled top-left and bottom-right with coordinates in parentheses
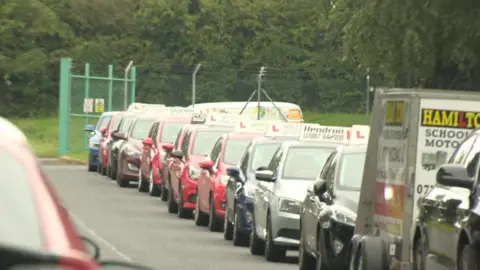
top-left (250, 141), bottom-right (338, 262)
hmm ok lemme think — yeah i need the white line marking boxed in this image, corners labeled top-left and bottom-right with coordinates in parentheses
top-left (69, 212), bottom-right (132, 261)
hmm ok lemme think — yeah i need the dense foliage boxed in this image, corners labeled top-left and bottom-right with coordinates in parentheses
top-left (2, 0), bottom-right (479, 117)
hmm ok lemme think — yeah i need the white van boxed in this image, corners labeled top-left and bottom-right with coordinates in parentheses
top-left (187, 101), bottom-right (303, 122)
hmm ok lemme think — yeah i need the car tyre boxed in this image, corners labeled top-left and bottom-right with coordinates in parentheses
top-left (459, 244), bottom-right (480, 270)
top-left (413, 234), bottom-right (425, 270)
top-left (137, 170), bottom-right (148, 192)
top-left (223, 206), bottom-right (234, 240)
top-left (249, 213), bottom-right (265, 255)
top-left (148, 169), bottom-right (161, 197)
top-left (177, 183), bottom-right (192, 218)
top-left (194, 192), bottom-right (209, 226)
top-left (232, 207), bottom-right (249, 247)
top-left (160, 173), bottom-right (169, 201)
top-left (299, 229), bottom-right (316, 270)
top-left (97, 161), bottom-right (103, 174)
top-left (116, 158), bottom-right (129, 188)
top-left (208, 194), bottom-right (222, 232)
top-left (167, 180), bottom-right (178, 213)
top-left (265, 213), bottom-right (286, 262)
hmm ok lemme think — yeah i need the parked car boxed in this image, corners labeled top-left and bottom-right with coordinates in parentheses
top-left (84, 112), bottom-right (117, 172)
top-left (108, 113), bottom-right (136, 180)
top-left (195, 132), bottom-right (264, 231)
top-left (138, 116), bottom-right (190, 196)
top-left (115, 115), bottom-right (159, 187)
top-left (224, 136), bottom-right (296, 246)
top-left (298, 144), bottom-right (367, 270)
top-left (0, 117), bottom-right (152, 270)
top-left (250, 140), bottom-right (342, 262)
top-left (166, 125), bottom-right (234, 218)
top-left (415, 129), bottom-right (480, 270)
top-left (98, 111), bottom-right (123, 175)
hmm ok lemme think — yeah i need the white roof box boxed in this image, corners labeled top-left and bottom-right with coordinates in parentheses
top-left (347, 125), bottom-right (370, 145)
top-left (127, 103), bottom-right (166, 111)
top-left (204, 113), bottom-right (238, 126)
top-left (233, 120), bottom-right (282, 133)
top-left (265, 122), bottom-right (303, 137)
top-left (190, 113), bottom-right (206, 124)
top-left (299, 124), bottom-right (350, 144)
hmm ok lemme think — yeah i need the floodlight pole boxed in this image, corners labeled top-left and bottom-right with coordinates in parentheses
top-left (124, 60), bottom-right (133, 110)
top-left (192, 64), bottom-right (201, 107)
top-left (257, 66), bottom-right (266, 120)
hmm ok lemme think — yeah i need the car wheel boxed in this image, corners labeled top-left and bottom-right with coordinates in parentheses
top-left (249, 212), bottom-right (265, 255)
top-left (137, 170), bottom-right (148, 192)
top-left (232, 207), bottom-right (249, 247)
top-left (223, 206), bottom-right (233, 240)
top-left (413, 234), bottom-right (425, 270)
top-left (88, 152), bottom-right (96, 172)
top-left (97, 161), bottom-right (103, 174)
top-left (177, 183), bottom-right (192, 219)
top-left (299, 228), bottom-right (316, 270)
top-left (194, 191), bottom-right (209, 226)
top-left (208, 194), bottom-right (222, 232)
top-left (264, 213), bottom-right (286, 262)
top-left (148, 169), bottom-right (161, 197)
top-left (160, 180), bottom-right (168, 201)
top-left (167, 180), bottom-right (178, 213)
top-left (459, 244), bottom-right (480, 270)
top-left (116, 158), bottom-right (128, 188)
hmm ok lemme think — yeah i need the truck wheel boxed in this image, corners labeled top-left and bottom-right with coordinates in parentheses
top-left (459, 244), bottom-right (480, 270)
top-left (355, 236), bottom-right (388, 270)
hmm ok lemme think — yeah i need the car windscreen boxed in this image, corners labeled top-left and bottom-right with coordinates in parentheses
top-left (96, 116), bottom-right (112, 130)
top-left (0, 150), bottom-right (43, 249)
top-left (223, 139), bottom-right (253, 165)
top-left (191, 130), bottom-right (227, 156)
top-left (130, 119), bottom-right (156, 140)
top-left (161, 123), bottom-right (186, 143)
top-left (119, 116), bottom-right (135, 133)
top-left (250, 143), bottom-right (282, 172)
top-left (338, 152), bottom-right (366, 190)
top-left (282, 147), bottom-right (333, 180)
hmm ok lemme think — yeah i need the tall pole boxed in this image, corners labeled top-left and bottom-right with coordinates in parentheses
top-left (257, 66), bottom-right (266, 120)
top-left (192, 64), bottom-right (201, 107)
top-left (124, 60), bottom-right (133, 110)
top-left (366, 67), bottom-right (370, 116)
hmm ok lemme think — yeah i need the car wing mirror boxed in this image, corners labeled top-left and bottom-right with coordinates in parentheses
top-left (437, 163), bottom-right (473, 189)
top-left (255, 170), bottom-right (275, 182)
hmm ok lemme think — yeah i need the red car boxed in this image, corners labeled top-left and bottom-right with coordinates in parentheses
top-left (165, 125), bottom-right (234, 218)
top-left (137, 116), bottom-right (190, 197)
top-left (98, 111), bottom-right (123, 175)
top-left (194, 132), bottom-right (264, 231)
top-left (0, 118), bottom-right (152, 269)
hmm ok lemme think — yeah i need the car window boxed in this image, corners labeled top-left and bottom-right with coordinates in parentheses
top-left (191, 130), bottom-right (227, 156)
top-left (0, 149), bottom-right (43, 249)
top-left (161, 123), bottom-right (186, 143)
top-left (240, 143), bottom-right (252, 175)
top-left (449, 134), bottom-right (477, 164)
top-left (282, 147), bottom-right (333, 180)
top-left (223, 139), bottom-right (253, 166)
top-left (148, 122), bottom-right (158, 138)
top-left (338, 152), bottom-right (366, 190)
top-left (250, 143), bottom-right (281, 173)
top-left (130, 119), bottom-right (156, 140)
top-left (181, 131), bottom-right (191, 156)
top-left (111, 116), bottom-right (123, 131)
top-left (463, 135), bottom-right (480, 177)
top-left (173, 128), bottom-right (185, 149)
top-left (209, 138), bottom-right (223, 166)
top-left (119, 116), bottom-right (135, 133)
top-left (96, 116), bottom-right (112, 130)
top-left (268, 147), bottom-right (284, 176)
top-left (319, 152), bottom-right (336, 180)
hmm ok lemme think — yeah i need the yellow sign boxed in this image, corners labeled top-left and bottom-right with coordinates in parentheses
top-left (421, 108), bottom-right (480, 129)
top-left (95, 98), bottom-right (104, 113)
top-left (384, 101), bottom-right (405, 126)
top-left (287, 109), bottom-right (302, 120)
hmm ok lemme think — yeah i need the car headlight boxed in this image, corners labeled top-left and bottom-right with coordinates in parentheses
top-left (220, 175), bottom-right (230, 185)
top-left (279, 198), bottom-right (302, 214)
top-left (188, 166), bottom-right (201, 179)
top-left (331, 209), bottom-right (356, 225)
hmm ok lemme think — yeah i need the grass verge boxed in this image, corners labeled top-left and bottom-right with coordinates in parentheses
top-left (10, 112), bottom-right (369, 161)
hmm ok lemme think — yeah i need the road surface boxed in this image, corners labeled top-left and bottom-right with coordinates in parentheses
top-left (44, 164), bottom-right (298, 270)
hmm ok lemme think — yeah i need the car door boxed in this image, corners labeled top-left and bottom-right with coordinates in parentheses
top-left (199, 138), bottom-right (222, 211)
top-left (171, 131), bottom-right (190, 193)
top-left (424, 134), bottom-right (478, 266)
top-left (149, 122), bottom-right (160, 177)
top-left (304, 152), bottom-right (336, 250)
top-left (256, 147), bottom-right (283, 237)
top-left (141, 122), bottom-right (158, 177)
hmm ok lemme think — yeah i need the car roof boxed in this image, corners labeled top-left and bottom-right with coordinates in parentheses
top-left (224, 132), bottom-right (264, 140)
top-left (281, 140), bottom-right (343, 148)
top-left (0, 117), bottom-right (28, 144)
top-left (163, 117), bottom-right (191, 123)
top-left (101, 111), bottom-right (121, 116)
top-left (339, 144), bottom-right (367, 154)
top-left (187, 101), bottom-right (300, 109)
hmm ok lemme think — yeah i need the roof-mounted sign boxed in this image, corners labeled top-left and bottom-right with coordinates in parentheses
top-left (191, 113), bottom-right (206, 124)
top-left (127, 103), bottom-right (166, 111)
top-left (168, 107), bottom-right (197, 117)
top-left (234, 120), bottom-right (275, 133)
top-left (204, 113), bottom-right (238, 126)
top-left (265, 122), bottom-right (302, 137)
top-left (299, 124), bottom-right (350, 144)
top-left (347, 125), bottom-right (370, 145)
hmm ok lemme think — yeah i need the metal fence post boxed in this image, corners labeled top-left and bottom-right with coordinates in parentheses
top-left (83, 63), bottom-right (90, 150)
top-left (130, 66), bottom-right (136, 104)
top-left (107, 64), bottom-right (113, 111)
top-left (58, 58), bottom-right (71, 157)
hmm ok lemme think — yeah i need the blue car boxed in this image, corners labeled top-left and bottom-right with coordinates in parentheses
top-left (223, 136), bottom-right (296, 246)
top-left (84, 112), bottom-right (117, 172)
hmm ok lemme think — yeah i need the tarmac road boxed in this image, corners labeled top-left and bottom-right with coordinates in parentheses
top-left (43, 164), bottom-right (299, 270)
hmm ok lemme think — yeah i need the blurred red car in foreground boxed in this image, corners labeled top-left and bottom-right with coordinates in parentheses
top-left (0, 118), bottom-right (152, 270)
top-left (195, 132), bottom-right (263, 231)
top-left (138, 117), bottom-right (190, 196)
